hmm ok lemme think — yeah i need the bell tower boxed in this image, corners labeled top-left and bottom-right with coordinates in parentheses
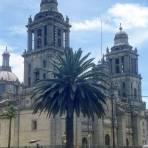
top-left (23, 0), bottom-right (71, 87)
top-left (2, 47), bottom-right (11, 72)
top-left (106, 25), bottom-right (142, 102)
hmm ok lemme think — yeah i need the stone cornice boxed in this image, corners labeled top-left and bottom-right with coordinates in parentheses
top-left (22, 47), bottom-right (64, 57)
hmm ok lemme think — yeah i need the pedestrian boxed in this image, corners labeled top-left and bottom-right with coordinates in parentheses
top-left (36, 143), bottom-right (40, 148)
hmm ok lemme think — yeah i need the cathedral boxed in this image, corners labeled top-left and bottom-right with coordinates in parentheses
top-left (0, 0), bottom-right (147, 147)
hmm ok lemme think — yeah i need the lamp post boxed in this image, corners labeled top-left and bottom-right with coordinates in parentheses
top-left (110, 82), bottom-right (118, 148)
top-left (111, 93), bottom-right (115, 148)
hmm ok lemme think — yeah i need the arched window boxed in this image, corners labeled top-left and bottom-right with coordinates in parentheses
top-left (58, 29), bottom-right (62, 47)
top-left (115, 58), bottom-right (120, 73)
top-left (37, 29), bottom-right (42, 37)
top-left (43, 73), bottom-right (46, 79)
top-left (121, 56), bottom-right (125, 73)
top-left (58, 29), bottom-right (62, 36)
top-left (134, 88), bottom-right (137, 99)
top-left (28, 64), bottom-right (32, 86)
top-left (63, 32), bottom-right (66, 48)
top-left (105, 134), bottom-right (110, 146)
top-left (37, 38), bottom-right (42, 48)
top-left (131, 83), bottom-right (133, 89)
top-left (31, 120), bottom-right (37, 131)
top-left (122, 82), bottom-right (126, 97)
top-left (44, 26), bottom-right (47, 46)
top-left (43, 60), bottom-right (47, 68)
top-left (28, 77), bottom-right (31, 86)
top-left (58, 38), bottom-right (62, 47)
top-left (82, 137), bottom-right (88, 148)
top-left (126, 139), bottom-right (129, 146)
top-left (122, 82), bottom-right (125, 89)
top-left (35, 70), bottom-right (40, 81)
top-left (28, 64), bottom-right (31, 75)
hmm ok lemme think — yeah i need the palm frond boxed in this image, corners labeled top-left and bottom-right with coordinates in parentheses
top-left (32, 48), bottom-right (107, 119)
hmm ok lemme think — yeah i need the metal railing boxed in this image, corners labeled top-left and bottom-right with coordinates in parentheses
top-left (0, 146), bottom-right (142, 148)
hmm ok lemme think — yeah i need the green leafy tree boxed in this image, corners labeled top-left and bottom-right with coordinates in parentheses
top-left (2, 105), bottom-right (16, 148)
top-left (32, 48), bottom-right (106, 148)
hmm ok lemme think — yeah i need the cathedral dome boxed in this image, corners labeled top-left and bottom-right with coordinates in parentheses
top-left (0, 47), bottom-right (19, 83)
top-left (114, 24), bottom-right (129, 46)
top-left (0, 71), bottom-right (19, 82)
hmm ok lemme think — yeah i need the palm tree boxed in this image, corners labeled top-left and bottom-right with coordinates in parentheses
top-left (2, 104), bottom-right (16, 148)
top-left (32, 48), bottom-right (107, 148)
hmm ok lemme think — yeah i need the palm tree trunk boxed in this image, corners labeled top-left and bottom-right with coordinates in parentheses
top-left (66, 115), bottom-right (74, 148)
top-left (8, 117), bottom-right (12, 148)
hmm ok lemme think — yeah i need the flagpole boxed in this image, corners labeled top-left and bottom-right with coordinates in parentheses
top-left (100, 17), bottom-right (103, 58)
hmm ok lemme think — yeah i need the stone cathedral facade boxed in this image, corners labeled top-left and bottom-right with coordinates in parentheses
top-left (0, 0), bottom-right (147, 147)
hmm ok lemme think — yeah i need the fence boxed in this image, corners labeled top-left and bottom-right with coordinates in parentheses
top-left (0, 146), bottom-right (142, 148)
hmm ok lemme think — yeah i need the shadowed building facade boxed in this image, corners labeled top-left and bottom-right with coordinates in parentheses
top-left (0, 0), bottom-right (147, 147)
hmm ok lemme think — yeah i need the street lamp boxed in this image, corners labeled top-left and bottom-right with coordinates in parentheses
top-left (87, 134), bottom-right (91, 148)
top-left (110, 82), bottom-right (118, 148)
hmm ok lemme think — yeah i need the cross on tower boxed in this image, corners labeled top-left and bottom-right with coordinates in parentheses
top-left (119, 23), bottom-right (123, 31)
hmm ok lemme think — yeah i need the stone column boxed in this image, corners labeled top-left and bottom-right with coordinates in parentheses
top-left (47, 25), bottom-right (51, 46)
top-left (50, 116), bottom-right (57, 145)
top-left (52, 26), bottom-right (58, 48)
top-left (136, 59), bottom-right (138, 74)
top-left (125, 56), bottom-right (129, 73)
top-left (129, 56), bottom-right (131, 73)
top-left (27, 29), bottom-right (32, 51)
top-left (34, 30), bottom-right (37, 50)
top-left (65, 29), bottom-right (70, 48)
top-left (138, 81), bottom-right (142, 101)
top-left (92, 118), bottom-right (104, 145)
top-left (55, 116), bottom-right (63, 145)
top-left (119, 57), bottom-right (122, 73)
top-left (117, 114), bottom-right (126, 146)
top-left (112, 59), bottom-right (116, 74)
top-left (61, 30), bottom-right (64, 48)
top-left (132, 115), bottom-right (142, 145)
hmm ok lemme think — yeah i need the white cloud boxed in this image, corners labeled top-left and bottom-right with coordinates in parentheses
top-left (130, 30), bottom-right (148, 46)
top-left (10, 53), bottom-right (24, 83)
top-left (108, 3), bottom-right (148, 29)
top-left (71, 18), bottom-right (113, 32)
top-left (0, 40), bottom-right (13, 51)
top-left (1, 2), bottom-right (148, 84)
top-left (71, 3), bottom-right (148, 46)
top-left (107, 3), bottom-right (148, 46)
top-left (71, 3), bottom-right (148, 31)
top-left (9, 25), bottom-right (26, 36)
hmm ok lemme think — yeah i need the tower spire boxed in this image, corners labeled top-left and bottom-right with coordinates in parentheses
top-left (2, 46), bottom-right (11, 72)
top-left (40, 0), bottom-right (58, 12)
top-left (119, 23), bottom-right (123, 31)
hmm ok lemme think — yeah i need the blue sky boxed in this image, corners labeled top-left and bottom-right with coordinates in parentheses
top-left (0, 0), bottom-right (148, 105)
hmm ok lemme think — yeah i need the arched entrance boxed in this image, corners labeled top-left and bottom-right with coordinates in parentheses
top-left (105, 134), bottom-right (110, 146)
top-left (126, 138), bottom-right (129, 146)
top-left (82, 137), bottom-right (88, 148)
